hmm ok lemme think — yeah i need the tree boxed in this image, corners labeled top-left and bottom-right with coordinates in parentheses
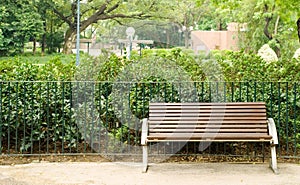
top-left (0, 0), bottom-right (44, 56)
top-left (209, 0), bottom-right (241, 31)
top-left (297, 18), bottom-right (300, 43)
top-left (34, 0), bottom-right (48, 55)
top-left (48, 0), bottom-right (172, 54)
top-left (164, 0), bottom-right (209, 48)
top-left (214, 0), bottom-right (300, 57)
top-left (275, 0), bottom-right (300, 44)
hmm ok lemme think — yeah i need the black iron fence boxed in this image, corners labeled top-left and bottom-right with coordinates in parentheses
top-left (0, 81), bottom-right (299, 159)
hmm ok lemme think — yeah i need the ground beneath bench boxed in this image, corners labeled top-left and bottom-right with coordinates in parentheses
top-left (0, 161), bottom-right (300, 185)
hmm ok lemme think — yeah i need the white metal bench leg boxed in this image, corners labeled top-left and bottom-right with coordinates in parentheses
top-left (142, 145), bottom-right (148, 173)
top-left (270, 145), bottom-right (278, 174)
top-left (141, 118), bottom-right (148, 173)
top-left (268, 118), bottom-right (279, 174)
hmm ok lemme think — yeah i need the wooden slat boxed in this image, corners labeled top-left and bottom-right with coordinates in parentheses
top-left (149, 117), bottom-right (267, 120)
top-left (150, 105), bottom-right (265, 107)
top-left (148, 120), bottom-right (267, 124)
top-left (150, 106), bottom-right (265, 112)
top-left (147, 139), bottom-right (271, 142)
top-left (150, 107), bottom-right (266, 110)
top-left (150, 111), bottom-right (266, 115)
top-left (149, 128), bottom-right (268, 133)
top-left (149, 102), bottom-right (266, 106)
top-left (149, 125), bottom-right (268, 129)
top-left (150, 105), bottom-right (265, 108)
top-left (147, 133), bottom-right (272, 140)
top-left (147, 102), bottom-right (271, 142)
top-left (149, 113), bottom-right (266, 117)
top-left (150, 108), bottom-right (266, 112)
top-left (150, 109), bottom-right (266, 113)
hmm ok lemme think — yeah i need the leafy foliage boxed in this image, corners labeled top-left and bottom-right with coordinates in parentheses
top-left (214, 50), bottom-right (300, 82)
top-left (0, 49), bottom-right (300, 154)
top-left (0, 0), bottom-right (44, 56)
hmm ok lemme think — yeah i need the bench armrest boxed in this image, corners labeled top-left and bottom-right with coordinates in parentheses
top-left (268, 118), bottom-right (278, 145)
top-left (141, 118), bottom-right (148, 146)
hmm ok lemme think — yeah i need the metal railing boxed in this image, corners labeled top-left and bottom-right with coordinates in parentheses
top-left (0, 81), bottom-right (299, 160)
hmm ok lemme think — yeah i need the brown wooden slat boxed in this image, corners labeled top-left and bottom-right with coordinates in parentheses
top-left (150, 106), bottom-right (266, 110)
top-left (149, 106), bottom-right (266, 112)
top-left (149, 109), bottom-right (265, 110)
top-left (150, 116), bottom-right (266, 120)
top-left (149, 102), bottom-right (266, 106)
top-left (149, 103), bottom-right (266, 107)
top-left (149, 122), bottom-right (267, 127)
top-left (150, 109), bottom-right (266, 114)
top-left (147, 133), bottom-right (272, 140)
top-left (147, 139), bottom-right (271, 142)
top-left (150, 103), bottom-right (266, 105)
top-left (149, 113), bottom-right (266, 117)
top-left (150, 109), bottom-right (266, 113)
top-left (149, 117), bottom-right (267, 120)
top-left (149, 122), bottom-right (267, 125)
top-left (149, 128), bottom-right (268, 133)
top-left (150, 119), bottom-right (267, 123)
top-left (147, 102), bottom-right (271, 142)
top-left (150, 105), bottom-right (265, 107)
top-left (148, 120), bottom-right (267, 124)
top-left (149, 125), bottom-right (268, 129)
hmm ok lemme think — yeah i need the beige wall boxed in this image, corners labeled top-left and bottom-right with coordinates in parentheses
top-left (72, 39), bottom-right (93, 49)
top-left (191, 30), bottom-right (239, 54)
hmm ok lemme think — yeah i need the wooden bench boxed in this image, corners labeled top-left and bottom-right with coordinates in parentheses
top-left (141, 102), bottom-right (278, 173)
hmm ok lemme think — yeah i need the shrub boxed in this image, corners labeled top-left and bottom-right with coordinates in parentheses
top-left (0, 50), bottom-right (299, 153)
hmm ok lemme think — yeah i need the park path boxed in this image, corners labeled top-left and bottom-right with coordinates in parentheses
top-left (0, 162), bottom-right (300, 185)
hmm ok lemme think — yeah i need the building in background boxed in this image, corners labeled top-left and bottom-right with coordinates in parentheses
top-left (191, 22), bottom-right (246, 54)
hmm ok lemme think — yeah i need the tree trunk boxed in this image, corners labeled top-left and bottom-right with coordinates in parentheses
top-left (41, 21), bottom-right (46, 56)
top-left (264, 17), bottom-right (272, 40)
top-left (33, 38), bottom-right (36, 55)
top-left (217, 19), bottom-right (223, 31)
top-left (297, 17), bottom-right (300, 43)
top-left (166, 30), bottom-right (170, 48)
top-left (274, 15), bottom-right (280, 35)
top-left (63, 28), bottom-right (76, 54)
top-left (184, 31), bottom-right (189, 48)
top-left (263, 4), bottom-right (280, 57)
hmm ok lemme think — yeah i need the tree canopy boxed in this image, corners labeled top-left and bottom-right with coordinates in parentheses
top-left (0, 0), bottom-right (299, 56)
top-left (205, 0), bottom-right (300, 57)
top-left (0, 0), bottom-right (44, 55)
top-left (49, 0), bottom-right (175, 54)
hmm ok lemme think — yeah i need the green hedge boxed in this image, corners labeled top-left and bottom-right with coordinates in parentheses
top-left (0, 50), bottom-right (299, 154)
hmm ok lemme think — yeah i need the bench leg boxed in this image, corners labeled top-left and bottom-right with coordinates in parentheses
top-left (142, 145), bottom-right (148, 173)
top-left (270, 145), bottom-right (278, 174)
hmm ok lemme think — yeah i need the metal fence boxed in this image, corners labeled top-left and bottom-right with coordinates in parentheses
top-left (0, 81), bottom-right (299, 160)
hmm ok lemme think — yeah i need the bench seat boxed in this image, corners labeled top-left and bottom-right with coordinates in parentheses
top-left (141, 102), bottom-right (278, 173)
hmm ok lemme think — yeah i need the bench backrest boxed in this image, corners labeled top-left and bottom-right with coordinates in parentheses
top-left (147, 102), bottom-right (272, 141)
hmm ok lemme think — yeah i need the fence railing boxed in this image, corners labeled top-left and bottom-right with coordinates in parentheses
top-left (0, 81), bottom-right (299, 160)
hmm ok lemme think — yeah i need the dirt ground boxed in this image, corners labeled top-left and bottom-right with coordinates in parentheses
top-left (0, 160), bottom-right (300, 185)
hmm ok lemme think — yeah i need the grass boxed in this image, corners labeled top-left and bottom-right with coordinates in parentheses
top-left (0, 52), bottom-right (75, 64)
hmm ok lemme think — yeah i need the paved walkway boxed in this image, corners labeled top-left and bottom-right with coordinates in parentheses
top-left (0, 162), bottom-right (299, 185)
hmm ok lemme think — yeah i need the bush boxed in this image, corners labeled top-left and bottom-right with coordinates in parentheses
top-left (0, 50), bottom-right (299, 154)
